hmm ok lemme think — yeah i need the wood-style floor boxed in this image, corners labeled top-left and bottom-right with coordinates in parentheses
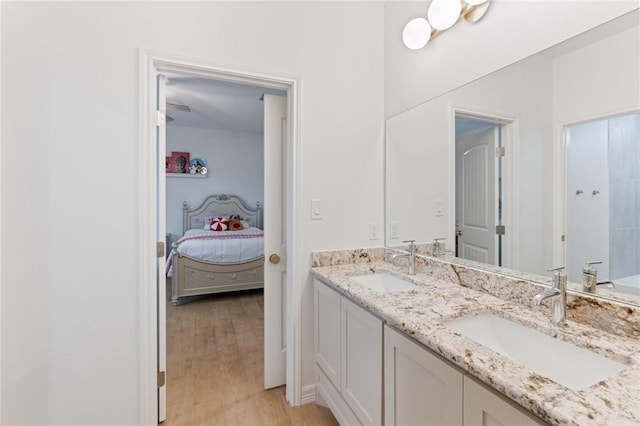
top-left (164, 288), bottom-right (338, 426)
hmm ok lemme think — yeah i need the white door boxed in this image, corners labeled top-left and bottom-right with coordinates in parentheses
top-left (456, 126), bottom-right (498, 264)
top-left (263, 94), bottom-right (287, 389)
top-left (156, 74), bottom-right (168, 423)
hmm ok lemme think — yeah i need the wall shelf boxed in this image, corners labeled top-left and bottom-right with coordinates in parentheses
top-left (166, 173), bottom-right (208, 178)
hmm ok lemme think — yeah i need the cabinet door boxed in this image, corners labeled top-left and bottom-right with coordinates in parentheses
top-left (385, 325), bottom-right (463, 426)
top-left (341, 297), bottom-right (383, 425)
top-left (314, 280), bottom-right (342, 389)
top-left (463, 376), bottom-right (546, 426)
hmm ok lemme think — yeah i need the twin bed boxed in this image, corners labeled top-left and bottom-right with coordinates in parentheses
top-left (167, 194), bottom-right (265, 305)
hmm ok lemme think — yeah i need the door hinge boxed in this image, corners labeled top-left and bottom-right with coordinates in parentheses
top-left (495, 146), bottom-right (505, 157)
top-left (156, 242), bottom-right (165, 258)
top-left (156, 110), bottom-right (166, 127)
top-left (157, 371), bottom-right (166, 388)
top-left (495, 225), bottom-right (505, 235)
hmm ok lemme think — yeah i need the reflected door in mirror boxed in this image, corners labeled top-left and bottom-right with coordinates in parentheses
top-left (456, 119), bottom-right (501, 265)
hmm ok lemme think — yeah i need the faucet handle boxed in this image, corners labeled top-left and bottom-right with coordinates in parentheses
top-left (582, 261), bottom-right (601, 277)
top-left (547, 266), bottom-right (566, 290)
top-left (402, 239), bottom-right (415, 244)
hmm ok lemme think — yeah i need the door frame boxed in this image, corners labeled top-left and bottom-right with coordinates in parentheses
top-left (138, 49), bottom-right (302, 425)
top-left (450, 106), bottom-right (519, 270)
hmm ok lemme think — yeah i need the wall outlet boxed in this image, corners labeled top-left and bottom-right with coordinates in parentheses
top-left (390, 221), bottom-right (399, 239)
top-left (369, 222), bottom-right (379, 240)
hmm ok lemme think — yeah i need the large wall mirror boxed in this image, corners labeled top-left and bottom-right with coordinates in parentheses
top-left (385, 10), bottom-right (639, 306)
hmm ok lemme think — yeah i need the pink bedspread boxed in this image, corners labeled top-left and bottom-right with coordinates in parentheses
top-left (175, 228), bottom-right (264, 245)
top-left (165, 228), bottom-right (264, 274)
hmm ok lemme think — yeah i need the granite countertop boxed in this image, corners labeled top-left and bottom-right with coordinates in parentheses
top-left (311, 261), bottom-right (640, 426)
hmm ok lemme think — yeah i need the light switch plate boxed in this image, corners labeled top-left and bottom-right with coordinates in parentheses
top-left (311, 199), bottom-right (322, 220)
top-left (435, 198), bottom-right (444, 217)
top-left (390, 221), bottom-right (399, 239)
top-left (369, 222), bottom-right (378, 240)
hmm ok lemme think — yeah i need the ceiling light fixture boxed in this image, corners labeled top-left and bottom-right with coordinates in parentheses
top-left (403, 0), bottom-right (491, 50)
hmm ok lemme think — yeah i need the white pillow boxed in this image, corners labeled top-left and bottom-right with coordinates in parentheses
top-left (203, 216), bottom-right (214, 230)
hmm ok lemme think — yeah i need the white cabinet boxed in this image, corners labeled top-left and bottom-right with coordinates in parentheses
top-left (315, 281), bottom-right (341, 389)
top-left (341, 297), bottom-right (383, 425)
top-left (464, 376), bottom-right (547, 426)
top-left (315, 279), bottom-right (546, 426)
top-left (314, 279), bottom-right (383, 425)
top-left (384, 325), bottom-right (464, 426)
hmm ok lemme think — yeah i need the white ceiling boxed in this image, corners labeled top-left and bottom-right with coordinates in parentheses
top-left (165, 72), bottom-right (286, 133)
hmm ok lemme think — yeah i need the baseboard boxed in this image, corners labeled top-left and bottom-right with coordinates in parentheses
top-left (300, 384), bottom-right (317, 404)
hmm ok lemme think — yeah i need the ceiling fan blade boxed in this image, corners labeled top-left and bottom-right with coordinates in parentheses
top-left (166, 115), bottom-right (175, 123)
top-left (166, 102), bottom-right (191, 112)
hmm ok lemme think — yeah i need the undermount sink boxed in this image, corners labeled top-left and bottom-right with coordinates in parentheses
top-left (445, 313), bottom-right (627, 391)
top-left (350, 271), bottom-right (416, 293)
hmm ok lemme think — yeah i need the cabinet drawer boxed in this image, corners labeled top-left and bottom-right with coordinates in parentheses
top-left (181, 258), bottom-right (263, 290)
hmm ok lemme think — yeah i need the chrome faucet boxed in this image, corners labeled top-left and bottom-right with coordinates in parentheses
top-left (581, 261), bottom-right (601, 293)
top-left (391, 239), bottom-right (416, 275)
top-left (432, 238), bottom-right (446, 257)
top-left (596, 280), bottom-right (615, 289)
top-left (581, 261), bottom-right (615, 293)
top-left (532, 267), bottom-right (567, 326)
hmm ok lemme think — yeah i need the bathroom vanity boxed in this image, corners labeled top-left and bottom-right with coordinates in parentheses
top-left (311, 248), bottom-right (640, 426)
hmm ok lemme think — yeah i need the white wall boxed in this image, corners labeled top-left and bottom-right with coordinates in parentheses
top-left (1, 2), bottom-right (384, 424)
top-left (384, 1), bottom-right (638, 118)
top-left (166, 126), bottom-right (264, 239)
top-left (553, 24), bottom-right (640, 125)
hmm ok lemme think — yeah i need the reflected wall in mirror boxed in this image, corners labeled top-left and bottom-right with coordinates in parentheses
top-left (565, 112), bottom-right (640, 297)
top-left (385, 10), bottom-right (639, 306)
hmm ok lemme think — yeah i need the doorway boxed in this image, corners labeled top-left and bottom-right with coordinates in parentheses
top-left (563, 111), bottom-right (640, 285)
top-left (454, 113), bottom-right (508, 266)
top-left (139, 51), bottom-right (301, 425)
top-left (161, 71), bottom-right (287, 422)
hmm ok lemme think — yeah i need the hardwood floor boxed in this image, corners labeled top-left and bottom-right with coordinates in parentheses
top-left (164, 288), bottom-right (338, 426)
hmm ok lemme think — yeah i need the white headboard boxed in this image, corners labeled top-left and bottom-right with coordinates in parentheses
top-left (182, 194), bottom-right (263, 233)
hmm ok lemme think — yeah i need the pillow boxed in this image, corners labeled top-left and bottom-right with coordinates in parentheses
top-left (210, 216), bottom-right (229, 231)
top-left (240, 219), bottom-right (250, 229)
top-left (228, 218), bottom-right (243, 231)
top-left (203, 216), bottom-right (215, 230)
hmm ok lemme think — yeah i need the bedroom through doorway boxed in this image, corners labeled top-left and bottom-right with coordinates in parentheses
top-left (160, 70), bottom-right (288, 423)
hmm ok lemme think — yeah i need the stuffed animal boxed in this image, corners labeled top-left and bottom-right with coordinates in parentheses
top-left (228, 214), bottom-right (244, 231)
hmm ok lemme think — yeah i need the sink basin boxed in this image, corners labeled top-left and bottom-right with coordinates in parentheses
top-left (445, 313), bottom-right (627, 390)
top-left (350, 272), bottom-right (416, 293)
